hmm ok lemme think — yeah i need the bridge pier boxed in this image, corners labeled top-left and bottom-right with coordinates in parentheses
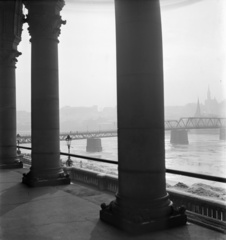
top-left (86, 138), bottom-right (102, 152)
top-left (219, 128), bottom-right (226, 140)
top-left (170, 130), bottom-right (189, 145)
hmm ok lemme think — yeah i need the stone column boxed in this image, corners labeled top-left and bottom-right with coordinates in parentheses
top-left (0, 0), bottom-right (23, 169)
top-left (100, 0), bottom-right (186, 233)
top-left (22, 0), bottom-right (70, 187)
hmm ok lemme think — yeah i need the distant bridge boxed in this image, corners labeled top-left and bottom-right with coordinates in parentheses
top-left (60, 130), bottom-right (117, 141)
top-left (19, 117), bottom-right (226, 143)
top-left (19, 130), bottom-right (118, 144)
top-left (165, 117), bottom-right (226, 130)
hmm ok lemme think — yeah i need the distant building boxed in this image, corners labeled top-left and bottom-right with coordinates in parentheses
top-left (194, 86), bottom-right (222, 117)
top-left (194, 98), bottom-right (202, 117)
top-left (204, 86), bottom-right (219, 116)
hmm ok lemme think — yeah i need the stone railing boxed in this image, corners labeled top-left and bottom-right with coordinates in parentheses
top-left (168, 189), bottom-right (226, 232)
top-left (65, 167), bottom-right (226, 233)
top-left (66, 167), bottom-right (118, 193)
top-left (168, 189), bottom-right (226, 221)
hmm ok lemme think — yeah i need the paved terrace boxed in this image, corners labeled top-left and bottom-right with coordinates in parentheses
top-left (0, 167), bottom-right (225, 240)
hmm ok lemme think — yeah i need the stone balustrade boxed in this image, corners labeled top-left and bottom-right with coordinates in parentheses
top-left (65, 166), bottom-right (226, 232)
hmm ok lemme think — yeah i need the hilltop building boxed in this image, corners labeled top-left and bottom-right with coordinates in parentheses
top-left (204, 86), bottom-right (219, 116)
top-left (194, 87), bottom-right (224, 117)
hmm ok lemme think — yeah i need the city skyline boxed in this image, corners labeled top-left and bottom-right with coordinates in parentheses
top-left (16, 0), bottom-right (226, 111)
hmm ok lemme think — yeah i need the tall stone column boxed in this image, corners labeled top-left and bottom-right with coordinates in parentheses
top-left (22, 0), bottom-right (70, 187)
top-left (0, 0), bottom-right (23, 169)
top-left (100, 0), bottom-right (186, 233)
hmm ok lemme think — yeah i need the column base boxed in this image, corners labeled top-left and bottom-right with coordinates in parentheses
top-left (100, 202), bottom-right (187, 234)
top-left (0, 160), bottom-right (23, 169)
top-left (22, 172), bottom-right (71, 187)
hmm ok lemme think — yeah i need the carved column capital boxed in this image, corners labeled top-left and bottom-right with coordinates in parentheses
top-left (0, 47), bottom-right (22, 66)
top-left (0, 0), bottom-right (24, 66)
top-left (23, 0), bottom-right (66, 42)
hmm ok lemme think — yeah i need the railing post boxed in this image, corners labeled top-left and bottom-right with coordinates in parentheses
top-left (97, 173), bottom-right (107, 191)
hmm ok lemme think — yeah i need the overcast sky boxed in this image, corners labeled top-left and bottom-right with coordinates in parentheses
top-left (16, 0), bottom-right (226, 111)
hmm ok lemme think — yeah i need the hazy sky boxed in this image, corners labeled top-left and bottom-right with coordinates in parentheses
top-left (16, 0), bottom-right (226, 111)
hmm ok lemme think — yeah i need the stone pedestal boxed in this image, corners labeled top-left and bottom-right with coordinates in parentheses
top-left (0, 0), bottom-right (23, 169)
top-left (86, 138), bottom-right (102, 152)
top-left (170, 130), bottom-right (189, 145)
top-left (22, 0), bottom-right (70, 187)
top-left (100, 0), bottom-right (187, 233)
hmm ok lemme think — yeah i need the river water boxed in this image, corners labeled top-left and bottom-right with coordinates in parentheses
top-left (21, 129), bottom-right (226, 189)
top-left (58, 130), bottom-right (226, 188)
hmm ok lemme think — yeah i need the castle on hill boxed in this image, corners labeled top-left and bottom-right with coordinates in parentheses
top-left (194, 87), bottom-right (225, 117)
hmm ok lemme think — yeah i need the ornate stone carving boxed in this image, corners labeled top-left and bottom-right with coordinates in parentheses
top-left (23, 0), bottom-right (66, 42)
top-left (101, 194), bottom-right (186, 224)
top-left (0, 48), bottom-right (22, 66)
top-left (0, 0), bottom-right (24, 66)
top-left (25, 14), bottom-right (66, 41)
top-left (22, 171), bottom-right (70, 187)
top-left (0, 1), bottom-right (23, 43)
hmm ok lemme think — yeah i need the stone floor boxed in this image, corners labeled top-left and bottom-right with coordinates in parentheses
top-left (0, 168), bottom-right (225, 240)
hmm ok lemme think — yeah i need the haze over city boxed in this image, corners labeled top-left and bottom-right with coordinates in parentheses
top-left (16, 0), bottom-right (226, 112)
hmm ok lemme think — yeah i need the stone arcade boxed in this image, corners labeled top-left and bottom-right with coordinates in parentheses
top-left (0, 0), bottom-right (186, 234)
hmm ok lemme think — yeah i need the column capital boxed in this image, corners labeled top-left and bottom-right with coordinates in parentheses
top-left (0, 47), bottom-right (22, 66)
top-left (23, 0), bottom-right (66, 42)
top-left (0, 0), bottom-right (24, 66)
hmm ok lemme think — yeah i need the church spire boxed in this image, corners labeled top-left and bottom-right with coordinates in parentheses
top-left (194, 98), bottom-right (202, 117)
top-left (207, 86), bottom-right (211, 100)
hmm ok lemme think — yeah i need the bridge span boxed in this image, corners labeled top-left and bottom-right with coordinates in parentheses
top-left (165, 117), bottom-right (226, 130)
top-left (19, 117), bottom-right (226, 144)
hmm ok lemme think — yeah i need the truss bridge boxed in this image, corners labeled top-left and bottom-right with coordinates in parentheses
top-left (60, 130), bottom-right (117, 141)
top-left (18, 117), bottom-right (226, 144)
top-left (164, 117), bottom-right (226, 130)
